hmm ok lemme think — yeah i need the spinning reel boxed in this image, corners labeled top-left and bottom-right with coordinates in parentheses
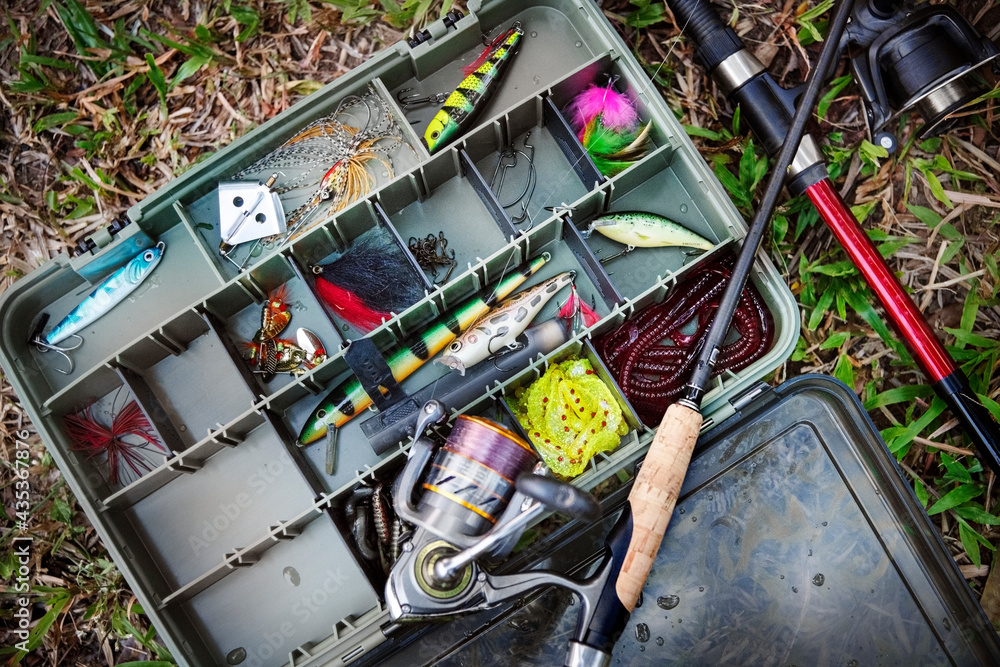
top-left (385, 401), bottom-right (623, 665)
top-left (841, 0), bottom-right (1000, 152)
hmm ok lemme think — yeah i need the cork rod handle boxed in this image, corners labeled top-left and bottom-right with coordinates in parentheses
top-left (614, 402), bottom-right (702, 611)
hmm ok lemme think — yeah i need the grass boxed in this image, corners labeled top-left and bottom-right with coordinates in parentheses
top-left (1, 0), bottom-right (999, 663)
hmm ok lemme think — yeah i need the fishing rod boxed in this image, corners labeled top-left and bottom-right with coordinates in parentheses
top-left (664, 0), bottom-right (1000, 474)
top-left (546, 1), bottom-right (861, 664)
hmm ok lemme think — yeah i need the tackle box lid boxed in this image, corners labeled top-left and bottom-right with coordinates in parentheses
top-left (372, 374), bottom-right (1000, 665)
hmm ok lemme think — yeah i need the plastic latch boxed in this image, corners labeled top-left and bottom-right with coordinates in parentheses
top-left (729, 381), bottom-right (771, 412)
top-left (343, 337), bottom-right (408, 412)
top-left (74, 215), bottom-right (133, 256)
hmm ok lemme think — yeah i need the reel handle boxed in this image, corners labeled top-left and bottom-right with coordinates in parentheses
top-left (516, 474), bottom-right (600, 522)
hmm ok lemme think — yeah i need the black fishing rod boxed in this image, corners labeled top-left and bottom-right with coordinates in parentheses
top-left (557, 1), bottom-right (859, 664)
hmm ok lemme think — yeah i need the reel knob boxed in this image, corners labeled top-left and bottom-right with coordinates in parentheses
top-left (874, 131), bottom-right (898, 155)
top-left (515, 474), bottom-right (600, 521)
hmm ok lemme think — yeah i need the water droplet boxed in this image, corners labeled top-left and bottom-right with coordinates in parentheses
top-left (707, 494), bottom-right (713, 500)
top-left (656, 637), bottom-right (664, 646)
top-left (635, 623), bottom-right (650, 643)
top-left (822, 521), bottom-right (828, 526)
top-left (179, 424), bottom-right (187, 432)
top-left (780, 575), bottom-right (785, 579)
top-left (812, 573), bottom-right (825, 587)
top-left (639, 646), bottom-right (646, 652)
top-left (698, 586), bottom-right (705, 592)
top-left (943, 617), bottom-right (952, 631)
top-left (657, 594), bottom-right (680, 610)
top-left (532, 75), bottom-right (541, 85)
top-left (679, 508), bottom-right (685, 514)
top-left (792, 586), bottom-right (798, 593)
top-left (679, 203), bottom-right (689, 214)
top-left (691, 516), bottom-right (697, 522)
top-left (530, 31), bottom-right (538, 38)
top-left (636, 591), bottom-right (643, 608)
top-left (808, 549), bottom-right (813, 556)
top-left (575, 41), bottom-right (582, 48)
top-left (226, 647), bottom-right (247, 665)
top-left (282, 566), bottom-right (300, 586)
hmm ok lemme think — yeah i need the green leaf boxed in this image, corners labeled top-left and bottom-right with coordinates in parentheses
top-left (923, 170), bottom-right (953, 208)
top-left (683, 125), bottom-right (723, 140)
top-left (626, 3), bottom-right (665, 27)
top-left (817, 74), bottom-right (852, 120)
top-left (863, 384), bottom-right (931, 410)
top-left (819, 331), bottom-right (850, 350)
top-left (144, 53), bottom-right (167, 106)
top-left (914, 478), bottom-right (929, 507)
top-left (807, 289), bottom-right (834, 330)
top-left (906, 203), bottom-right (942, 228)
top-left (938, 452), bottom-right (972, 484)
top-left (927, 483), bottom-right (983, 515)
top-left (953, 505), bottom-right (1000, 526)
top-left (832, 353), bottom-right (854, 388)
top-left (959, 519), bottom-right (983, 568)
top-left (172, 53), bottom-right (211, 87)
top-left (944, 327), bottom-right (998, 348)
top-left (33, 111), bottom-right (80, 133)
top-left (49, 497), bottom-right (73, 522)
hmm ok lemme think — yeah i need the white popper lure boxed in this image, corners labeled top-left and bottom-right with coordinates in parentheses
top-left (436, 271), bottom-right (575, 375)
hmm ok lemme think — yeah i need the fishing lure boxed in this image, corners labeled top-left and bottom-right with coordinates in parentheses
top-left (437, 271), bottom-right (575, 375)
top-left (234, 90), bottom-right (410, 243)
top-left (558, 284), bottom-right (602, 330)
top-left (254, 285), bottom-right (291, 342)
top-left (423, 22), bottom-right (524, 154)
top-left (594, 255), bottom-right (774, 425)
top-left (507, 357), bottom-right (629, 478)
top-left (313, 226), bottom-right (426, 333)
top-left (63, 399), bottom-right (167, 486)
top-left (565, 81), bottom-right (651, 176)
top-left (585, 211), bottom-right (713, 252)
top-left (298, 252), bottom-right (551, 445)
top-left (34, 243), bottom-right (165, 373)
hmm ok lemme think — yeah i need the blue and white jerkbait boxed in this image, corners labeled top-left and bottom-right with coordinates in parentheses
top-left (35, 243), bottom-right (164, 372)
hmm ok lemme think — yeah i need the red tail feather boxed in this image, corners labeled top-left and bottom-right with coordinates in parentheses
top-left (315, 276), bottom-right (391, 333)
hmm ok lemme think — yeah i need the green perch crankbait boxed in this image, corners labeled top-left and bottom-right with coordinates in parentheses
top-left (586, 211), bottom-right (714, 252)
top-left (423, 22), bottom-right (524, 154)
top-left (507, 357), bottom-right (629, 478)
top-left (297, 252), bottom-right (550, 445)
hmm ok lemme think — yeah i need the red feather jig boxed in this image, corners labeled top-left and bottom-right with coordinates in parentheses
top-left (63, 399), bottom-right (167, 486)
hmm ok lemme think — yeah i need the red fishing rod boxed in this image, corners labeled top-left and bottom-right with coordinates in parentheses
top-left (665, 0), bottom-right (1000, 473)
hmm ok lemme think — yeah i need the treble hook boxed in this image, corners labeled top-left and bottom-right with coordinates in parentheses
top-left (32, 334), bottom-right (82, 375)
top-left (396, 88), bottom-right (448, 110)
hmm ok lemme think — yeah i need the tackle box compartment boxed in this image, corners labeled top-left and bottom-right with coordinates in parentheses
top-left (0, 1), bottom-right (805, 665)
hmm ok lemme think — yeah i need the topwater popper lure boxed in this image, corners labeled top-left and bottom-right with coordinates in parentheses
top-left (33, 243), bottom-right (165, 374)
top-left (423, 22), bottom-right (524, 154)
top-left (586, 211), bottom-right (714, 253)
top-left (297, 252), bottom-right (551, 445)
top-left (436, 270), bottom-right (575, 375)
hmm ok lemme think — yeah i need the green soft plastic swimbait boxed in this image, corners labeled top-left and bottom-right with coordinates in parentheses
top-left (298, 252), bottom-right (550, 445)
top-left (586, 211), bottom-right (714, 251)
top-left (423, 22), bottom-right (524, 154)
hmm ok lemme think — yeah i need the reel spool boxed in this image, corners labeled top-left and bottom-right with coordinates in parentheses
top-left (843, 1), bottom-right (1000, 152)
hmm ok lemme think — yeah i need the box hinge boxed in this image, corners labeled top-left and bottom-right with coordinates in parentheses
top-left (729, 381), bottom-right (771, 412)
top-left (74, 214), bottom-right (131, 256)
top-left (406, 9), bottom-right (465, 47)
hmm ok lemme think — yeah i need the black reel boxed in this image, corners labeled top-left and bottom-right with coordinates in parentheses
top-left (842, 1), bottom-right (1000, 151)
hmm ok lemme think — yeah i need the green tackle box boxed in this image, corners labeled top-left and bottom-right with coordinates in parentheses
top-left (0, 1), bottom-right (810, 665)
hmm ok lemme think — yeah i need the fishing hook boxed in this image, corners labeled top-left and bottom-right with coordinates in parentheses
top-left (32, 335), bottom-right (82, 375)
top-left (490, 341), bottom-right (525, 373)
top-left (396, 88), bottom-right (448, 110)
top-left (599, 244), bottom-right (636, 264)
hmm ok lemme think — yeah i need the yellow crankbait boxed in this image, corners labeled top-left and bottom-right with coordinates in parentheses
top-left (507, 358), bottom-right (628, 477)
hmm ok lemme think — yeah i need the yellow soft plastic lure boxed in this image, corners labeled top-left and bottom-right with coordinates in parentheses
top-left (507, 358), bottom-right (629, 477)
